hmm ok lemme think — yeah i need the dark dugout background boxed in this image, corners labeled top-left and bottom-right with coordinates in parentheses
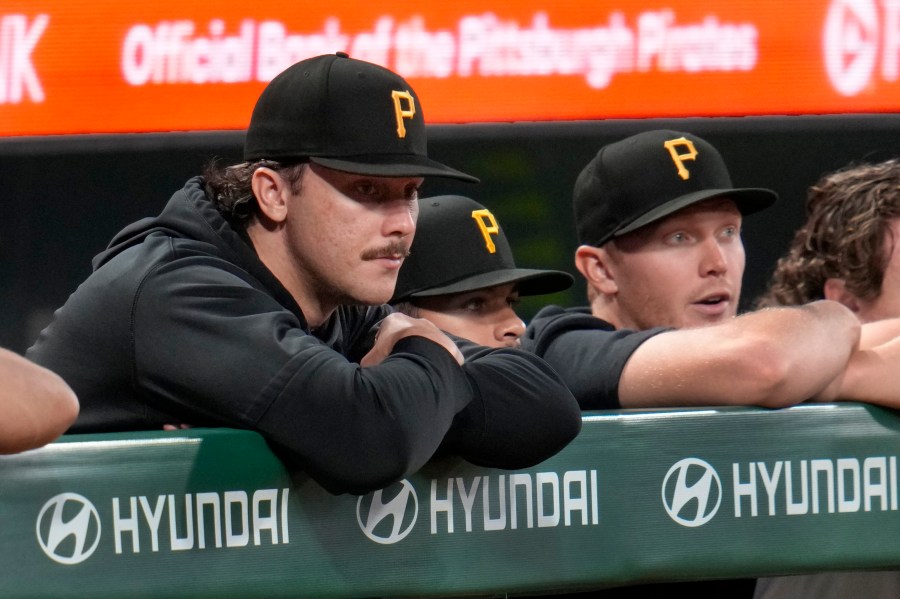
top-left (2, 114), bottom-right (898, 353)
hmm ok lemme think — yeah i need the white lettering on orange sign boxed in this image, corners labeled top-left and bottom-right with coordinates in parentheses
top-left (117, 12), bottom-right (759, 91)
top-left (0, 14), bottom-right (48, 104)
top-left (122, 19), bottom-right (254, 85)
top-left (455, 11), bottom-right (754, 89)
top-left (636, 11), bottom-right (757, 72)
top-left (255, 18), bottom-right (350, 81)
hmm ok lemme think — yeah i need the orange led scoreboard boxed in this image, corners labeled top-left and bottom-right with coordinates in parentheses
top-left (2, 0), bottom-right (899, 136)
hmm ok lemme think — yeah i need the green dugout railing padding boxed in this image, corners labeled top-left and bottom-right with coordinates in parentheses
top-left (3, 403), bottom-right (900, 598)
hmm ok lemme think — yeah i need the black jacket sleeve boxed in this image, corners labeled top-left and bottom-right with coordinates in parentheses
top-left (134, 260), bottom-right (474, 495)
top-left (443, 340), bottom-right (582, 470)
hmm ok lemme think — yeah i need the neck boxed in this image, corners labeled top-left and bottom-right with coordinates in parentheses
top-left (246, 221), bottom-right (334, 328)
top-left (589, 293), bottom-right (625, 329)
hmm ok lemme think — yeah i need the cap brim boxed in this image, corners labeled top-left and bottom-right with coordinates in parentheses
top-left (310, 155), bottom-right (479, 183)
top-left (405, 268), bottom-right (573, 299)
top-left (614, 187), bottom-right (778, 238)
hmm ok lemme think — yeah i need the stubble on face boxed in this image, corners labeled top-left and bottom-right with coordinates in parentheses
top-left (282, 164), bottom-right (420, 320)
top-left (602, 198), bottom-right (745, 331)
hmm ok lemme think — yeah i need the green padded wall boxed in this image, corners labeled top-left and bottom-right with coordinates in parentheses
top-left (2, 404), bottom-right (900, 597)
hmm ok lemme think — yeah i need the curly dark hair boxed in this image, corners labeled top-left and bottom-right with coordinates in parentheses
top-left (757, 159), bottom-right (900, 308)
top-left (202, 159), bottom-right (307, 228)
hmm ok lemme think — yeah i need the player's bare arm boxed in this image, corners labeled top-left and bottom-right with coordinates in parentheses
top-left (618, 300), bottom-right (860, 408)
top-left (0, 348), bottom-right (78, 454)
top-left (814, 317), bottom-right (900, 404)
top-left (853, 317), bottom-right (900, 349)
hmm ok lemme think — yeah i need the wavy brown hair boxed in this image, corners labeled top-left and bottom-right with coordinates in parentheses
top-left (202, 159), bottom-right (307, 228)
top-left (758, 159), bottom-right (900, 308)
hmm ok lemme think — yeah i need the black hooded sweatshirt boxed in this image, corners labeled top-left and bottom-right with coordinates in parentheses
top-left (28, 178), bottom-right (580, 494)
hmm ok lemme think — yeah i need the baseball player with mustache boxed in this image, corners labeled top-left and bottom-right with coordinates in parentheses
top-left (28, 53), bottom-right (581, 494)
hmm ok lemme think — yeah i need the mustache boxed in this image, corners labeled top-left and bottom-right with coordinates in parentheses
top-left (361, 241), bottom-right (411, 261)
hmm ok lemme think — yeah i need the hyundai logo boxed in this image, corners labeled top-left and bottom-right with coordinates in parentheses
top-left (662, 458), bottom-right (722, 527)
top-left (36, 493), bottom-right (102, 564)
top-left (356, 480), bottom-right (418, 544)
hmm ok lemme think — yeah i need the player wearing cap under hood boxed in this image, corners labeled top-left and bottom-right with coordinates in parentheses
top-left (27, 54), bottom-right (581, 495)
top-left (522, 129), bottom-right (860, 410)
top-left (391, 195), bottom-right (573, 348)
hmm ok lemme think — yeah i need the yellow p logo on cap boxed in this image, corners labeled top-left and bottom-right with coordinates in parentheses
top-left (471, 209), bottom-right (500, 254)
top-left (391, 90), bottom-right (416, 139)
top-left (663, 137), bottom-right (699, 181)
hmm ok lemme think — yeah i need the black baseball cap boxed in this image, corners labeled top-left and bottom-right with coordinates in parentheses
top-left (574, 129), bottom-right (778, 246)
top-left (391, 196), bottom-right (573, 302)
top-left (244, 53), bottom-right (477, 183)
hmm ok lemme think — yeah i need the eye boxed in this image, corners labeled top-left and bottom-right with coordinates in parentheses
top-left (507, 295), bottom-right (521, 308)
top-left (404, 182), bottom-right (421, 201)
top-left (462, 297), bottom-right (486, 312)
top-left (668, 232), bottom-right (689, 244)
top-left (355, 182), bottom-right (380, 198)
top-left (721, 226), bottom-right (739, 238)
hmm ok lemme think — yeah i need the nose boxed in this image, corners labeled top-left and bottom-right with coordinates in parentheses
top-left (699, 238), bottom-right (728, 277)
top-left (383, 199), bottom-right (416, 238)
top-left (495, 309), bottom-right (526, 347)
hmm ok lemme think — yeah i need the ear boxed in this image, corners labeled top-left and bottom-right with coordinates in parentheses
top-left (250, 167), bottom-right (290, 224)
top-left (575, 245), bottom-right (618, 295)
top-left (823, 278), bottom-right (861, 313)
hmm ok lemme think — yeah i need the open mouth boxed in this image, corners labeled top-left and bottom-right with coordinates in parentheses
top-left (693, 292), bottom-right (732, 312)
top-left (696, 295), bottom-right (728, 305)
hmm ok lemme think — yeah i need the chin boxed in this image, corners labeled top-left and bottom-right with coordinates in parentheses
top-left (346, 275), bottom-right (398, 306)
top-left (686, 315), bottom-right (729, 329)
top-left (355, 288), bottom-right (395, 307)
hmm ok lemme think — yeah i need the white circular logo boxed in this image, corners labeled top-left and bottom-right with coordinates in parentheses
top-left (356, 480), bottom-right (418, 545)
top-left (824, 0), bottom-right (879, 96)
top-left (662, 458), bottom-right (722, 527)
top-left (36, 493), bottom-right (102, 565)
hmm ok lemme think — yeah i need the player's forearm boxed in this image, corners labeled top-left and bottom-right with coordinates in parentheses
top-left (257, 336), bottom-right (472, 495)
top-left (447, 349), bottom-right (581, 469)
top-left (0, 349), bottom-right (79, 453)
top-left (739, 300), bottom-right (859, 406)
top-left (618, 301), bottom-right (859, 408)
top-left (815, 337), bottom-right (900, 405)
top-left (859, 317), bottom-right (900, 349)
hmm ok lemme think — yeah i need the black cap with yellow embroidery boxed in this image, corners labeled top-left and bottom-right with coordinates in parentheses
top-left (573, 129), bottom-right (777, 246)
top-left (244, 52), bottom-right (478, 182)
top-left (391, 196), bottom-right (573, 302)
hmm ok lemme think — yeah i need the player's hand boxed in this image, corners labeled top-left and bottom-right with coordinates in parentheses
top-left (361, 313), bottom-right (464, 367)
